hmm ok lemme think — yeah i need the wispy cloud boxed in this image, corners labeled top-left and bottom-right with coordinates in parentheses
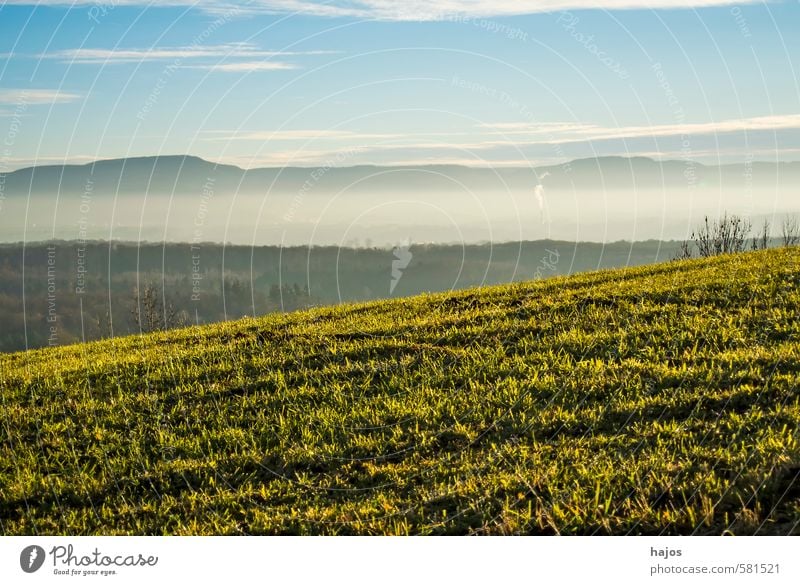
top-left (0, 0), bottom-right (767, 20)
top-left (0, 89), bottom-right (81, 105)
top-left (476, 122), bottom-right (600, 137)
top-left (184, 61), bottom-right (299, 72)
top-left (246, 0), bottom-right (765, 21)
top-left (43, 44), bottom-right (336, 64)
top-left (632, 147), bottom-right (800, 161)
top-left (4, 43), bottom-right (333, 74)
top-left (478, 114), bottom-right (800, 144)
top-left (201, 129), bottom-right (406, 141)
top-left (201, 114), bottom-right (800, 167)
top-left (202, 115), bottom-right (800, 149)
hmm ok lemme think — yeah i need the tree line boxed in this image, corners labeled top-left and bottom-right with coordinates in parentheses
top-left (674, 214), bottom-right (799, 260)
top-left (0, 238), bottom-right (705, 353)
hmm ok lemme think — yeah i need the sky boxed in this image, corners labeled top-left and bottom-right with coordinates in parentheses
top-left (1, 0), bottom-right (799, 170)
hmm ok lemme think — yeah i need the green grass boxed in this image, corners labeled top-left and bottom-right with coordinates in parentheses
top-left (2, 247), bottom-right (799, 535)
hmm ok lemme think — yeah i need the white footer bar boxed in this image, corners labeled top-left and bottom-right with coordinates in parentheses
top-left (1, 536), bottom-right (796, 584)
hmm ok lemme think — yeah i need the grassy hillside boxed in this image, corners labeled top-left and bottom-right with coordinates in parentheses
top-left (1, 248), bottom-right (799, 535)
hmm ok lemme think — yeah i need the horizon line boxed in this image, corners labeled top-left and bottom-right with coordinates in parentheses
top-left (6, 153), bottom-right (800, 174)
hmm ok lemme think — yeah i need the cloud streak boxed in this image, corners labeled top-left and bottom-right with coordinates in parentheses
top-left (0, 0), bottom-right (767, 20)
top-left (11, 44), bottom-right (334, 73)
top-left (0, 89), bottom-right (81, 105)
top-left (478, 114), bottom-right (800, 144)
top-left (183, 61), bottom-right (299, 72)
top-left (200, 114), bottom-right (800, 167)
top-left (201, 129), bottom-right (407, 141)
top-left (203, 114), bottom-right (800, 148)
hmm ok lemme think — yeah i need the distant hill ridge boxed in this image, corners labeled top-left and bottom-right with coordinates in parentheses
top-left (3, 155), bottom-right (799, 197)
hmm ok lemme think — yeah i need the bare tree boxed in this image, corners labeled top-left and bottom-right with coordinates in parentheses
top-left (93, 310), bottom-right (113, 339)
top-left (673, 239), bottom-right (694, 261)
top-left (782, 215), bottom-right (799, 247)
top-left (130, 282), bottom-right (187, 333)
top-left (751, 219), bottom-right (770, 251)
top-left (692, 213), bottom-right (751, 258)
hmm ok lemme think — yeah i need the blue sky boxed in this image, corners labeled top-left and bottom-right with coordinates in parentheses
top-left (0, 0), bottom-right (798, 170)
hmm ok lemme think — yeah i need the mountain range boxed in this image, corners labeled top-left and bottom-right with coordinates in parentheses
top-left (2, 155), bottom-right (799, 245)
top-left (3, 155), bottom-right (799, 198)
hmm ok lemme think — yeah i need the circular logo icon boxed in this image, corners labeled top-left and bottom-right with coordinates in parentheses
top-left (20, 545), bottom-right (46, 573)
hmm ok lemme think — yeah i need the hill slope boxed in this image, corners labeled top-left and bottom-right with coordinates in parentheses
top-left (1, 248), bottom-right (799, 535)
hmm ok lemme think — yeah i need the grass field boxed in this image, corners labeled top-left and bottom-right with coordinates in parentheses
top-left (1, 247), bottom-right (799, 535)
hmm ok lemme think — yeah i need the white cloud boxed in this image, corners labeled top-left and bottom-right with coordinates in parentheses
top-left (199, 115), bottom-right (800, 164)
top-left (369, 157), bottom-right (549, 167)
top-left (184, 61), bottom-right (299, 72)
top-left (0, 0), bottom-right (767, 20)
top-left (226, 148), bottom-right (362, 167)
top-left (203, 114), bottom-right (800, 167)
top-left (207, 114), bottom-right (800, 150)
top-left (252, 0), bottom-right (764, 21)
top-left (477, 122), bottom-right (599, 137)
top-left (632, 147), bottom-right (800, 161)
top-left (201, 129), bottom-right (405, 141)
top-left (478, 114), bottom-right (800, 144)
top-left (39, 43), bottom-right (336, 65)
top-left (0, 89), bottom-right (81, 105)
